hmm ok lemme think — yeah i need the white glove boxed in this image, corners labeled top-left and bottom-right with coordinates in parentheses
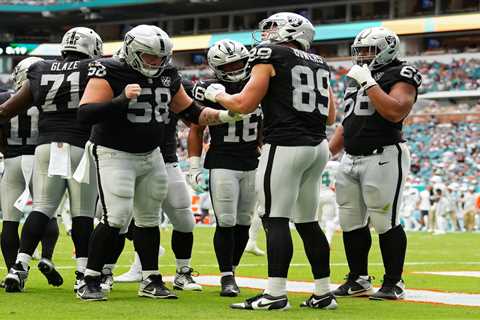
top-left (204, 83), bottom-right (226, 103)
top-left (218, 110), bottom-right (244, 123)
top-left (186, 156), bottom-right (204, 193)
top-left (347, 64), bottom-right (377, 90)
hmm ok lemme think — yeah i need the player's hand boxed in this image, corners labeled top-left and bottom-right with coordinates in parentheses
top-left (124, 84), bottom-right (142, 99)
top-left (204, 83), bottom-right (226, 103)
top-left (347, 64), bottom-right (377, 90)
top-left (186, 156), bottom-right (204, 193)
top-left (218, 110), bottom-right (244, 123)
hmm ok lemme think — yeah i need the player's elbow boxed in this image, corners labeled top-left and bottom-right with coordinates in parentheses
top-left (386, 108), bottom-right (411, 123)
top-left (326, 116), bottom-right (336, 126)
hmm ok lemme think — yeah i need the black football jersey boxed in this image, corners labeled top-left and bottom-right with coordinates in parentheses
top-left (160, 110), bottom-right (178, 163)
top-left (193, 79), bottom-right (261, 171)
top-left (27, 58), bottom-right (93, 148)
top-left (0, 91), bottom-right (38, 159)
top-left (88, 58), bottom-right (181, 153)
top-left (248, 44), bottom-right (330, 146)
top-left (341, 60), bottom-right (422, 155)
top-left (159, 79), bottom-right (194, 163)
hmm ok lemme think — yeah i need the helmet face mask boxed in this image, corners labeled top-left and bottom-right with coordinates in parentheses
top-left (12, 57), bottom-right (43, 91)
top-left (207, 39), bottom-right (250, 82)
top-left (352, 27), bottom-right (400, 70)
top-left (60, 27), bottom-right (103, 59)
top-left (123, 25), bottom-right (173, 78)
top-left (351, 45), bottom-right (378, 66)
top-left (253, 12), bottom-right (315, 51)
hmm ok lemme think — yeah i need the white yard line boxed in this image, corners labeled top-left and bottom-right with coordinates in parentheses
top-left (163, 275), bottom-right (480, 308)
top-left (414, 271), bottom-right (480, 278)
top-left (2, 264), bottom-right (479, 307)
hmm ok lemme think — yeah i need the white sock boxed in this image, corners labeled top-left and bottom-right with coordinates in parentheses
top-left (314, 277), bottom-right (331, 296)
top-left (131, 252), bottom-right (142, 272)
top-left (176, 259), bottom-right (190, 272)
top-left (76, 257), bottom-right (88, 273)
top-left (221, 271), bottom-right (233, 277)
top-left (142, 270), bottom-right (159, 280)
top-left (265, 277), bottom-right (287, 296)
top-left (103, 264), bottom-right (115, 273)
top-left (16, 253), bottom-right (32, 270)
top-left (232, 265), bottom-right (237, 273)
top-left (85, 268), bottom-right (101, 277)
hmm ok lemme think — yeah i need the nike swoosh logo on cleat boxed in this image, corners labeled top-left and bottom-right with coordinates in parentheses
top-left (311, 296), bottom-right (330, 304)
top-left (256, 299), bottom-right (285, 308)
top-left (347, 288), bottom-right (366, 295)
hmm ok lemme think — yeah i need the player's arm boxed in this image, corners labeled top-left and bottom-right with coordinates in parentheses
top-left (188, 124), bottom-right (205, 158)
top-left (0, 81), bottom-right (33, 123)
top-left (205, 64), bottom-right (272, 114)
top-left (346, 64), bottom-right (417, 123)
top-left (170, 83), bottom-right (243, 126)
top-left (78, 78), bottom-right (131, 125)
top-left (329, 124), bottom-right (344, 156)
top-left (366, 82), bottom-right (416, 122)
top-left (327, 87), bottom-right (336, 126)
top-left (186, 123), bottom-right (206, 192)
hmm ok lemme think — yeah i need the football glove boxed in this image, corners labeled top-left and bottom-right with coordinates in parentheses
top-left (347, 64), bottom-right (377, 91)
top-left (204, 83), bottom-right (226, 103)
top-left (218, 110), bottom-right (244, 123)
top-left (186, 156), bottom-right (204, 193)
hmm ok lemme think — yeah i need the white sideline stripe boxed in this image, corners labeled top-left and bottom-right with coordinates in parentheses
top-left (1, 264), bottom-right (479, 307)
top-left (164, 275), bottom-right (480, 308)
top-left (2, 261), bottom-right (480, 271)
top-left (414, 271), bottom-right (480, 278)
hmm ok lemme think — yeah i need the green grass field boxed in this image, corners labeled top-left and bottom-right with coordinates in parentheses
top-left (0, 227), bottom-right (479, 320)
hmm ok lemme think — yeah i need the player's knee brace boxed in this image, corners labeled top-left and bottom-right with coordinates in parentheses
top-left (167, 182), bottom-right (191, 209)
top-left (150, 172), bottom-right (168, 202)
top-left (237, 211), bottom-right (253, 226)
top-left (171, 209), bottom-right (195, 233)
top-left (216, 213), bottom-right (236, 228)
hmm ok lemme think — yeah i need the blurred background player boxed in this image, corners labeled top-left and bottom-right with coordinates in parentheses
top-left (0, 27), bottom-right (102, 293)
top-left (0, 57), bottom-right (59, 288)
top-left (244, 205), bottom-right (265, 256)
top-left (317, 160), bottom-right (340, 244)
top-left (188, 39), bottom-right (261, 297)
top-left (400, 182), bottom-right (421, 231)
top-left (433, 188), bottom-right (449, 235)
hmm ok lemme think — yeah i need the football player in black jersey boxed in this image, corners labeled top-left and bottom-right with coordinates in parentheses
top-left (0, 27), bottom-right (103, 293)
top-left (76, 25), bottom-right (243, 301)
top-left (203, 13), bottom-right (337, 310)
top-left (188, 39), bottom-right (261, 297)
top-left (112, 80), bottom-right (202, 292)
top-left (329, 27), bottom-right (422, 300)
top-left (0, 57), bottom-right (60, 288)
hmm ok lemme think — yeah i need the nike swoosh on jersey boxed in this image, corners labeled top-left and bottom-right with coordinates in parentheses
top-left (378, 161), bottom-right (389, 165)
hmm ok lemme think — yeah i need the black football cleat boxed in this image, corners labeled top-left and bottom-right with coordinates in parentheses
top-left (230, 293), bottom-right (290, 310)
top-left (332, 274), bottom-right (373, 297)
top-left (220, 275), bottom-right (240, 297)
top-left (300, 292), bottom-right (338, 309)
top-left (370, 279), bottom-right (406, 301)
top-left (38, 258), bottom-right (63, 287)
